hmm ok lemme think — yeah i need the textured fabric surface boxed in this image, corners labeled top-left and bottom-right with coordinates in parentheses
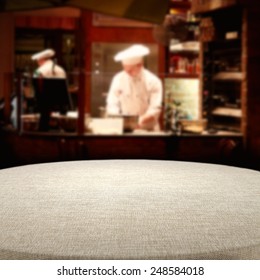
top-left (0, 160), bottom-right (259, 260)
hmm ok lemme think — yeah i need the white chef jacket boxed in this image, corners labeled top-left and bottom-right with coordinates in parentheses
top-left (34, 59), bottom-right (66, 78)
top-left (106, 68), bottom-right (162, 129)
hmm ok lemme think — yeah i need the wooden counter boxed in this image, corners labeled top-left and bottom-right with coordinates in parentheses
top-left (0, 127), bottom-right (247, 169)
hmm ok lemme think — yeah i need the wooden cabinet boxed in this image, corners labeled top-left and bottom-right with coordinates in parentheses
top-left (203, 39), bottom-right (242, 132)
top-left (191, 1), bottom-right (260, 165)
top-left (199, 6), bottom-right (243, 134)
top-left (0, 130), bottom-right (245, 169)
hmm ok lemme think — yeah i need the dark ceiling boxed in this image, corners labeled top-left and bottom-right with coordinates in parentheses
top-left (0, 0), bottom-right (170, 24)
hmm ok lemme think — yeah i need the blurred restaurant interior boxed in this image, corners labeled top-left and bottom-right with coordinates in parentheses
top-left (0, 0), bottom-right (259, 170)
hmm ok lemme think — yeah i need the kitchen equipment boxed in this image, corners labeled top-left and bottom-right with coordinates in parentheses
top-left (88, 118), bottom-right (123, 135)
top-left (21, 114), bottom-right (40, 131)
top-left (108, 114), bottom-right (139, 132)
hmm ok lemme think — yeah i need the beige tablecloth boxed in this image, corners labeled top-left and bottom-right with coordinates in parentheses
top-left (0, 160), bottom-right (259, 259)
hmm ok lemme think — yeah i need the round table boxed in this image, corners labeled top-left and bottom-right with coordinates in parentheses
top-left (0, 160), bottom-right (259, 259)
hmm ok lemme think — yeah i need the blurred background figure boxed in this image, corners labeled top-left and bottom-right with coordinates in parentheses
top-left (31, 49), bottom-right (66, 78)
top-left (31, 49), bottom-right (68, 131)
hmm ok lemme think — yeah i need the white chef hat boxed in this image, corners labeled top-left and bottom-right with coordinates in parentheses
top-left (114, 44), bottom-right (150, 65)
top-left (31, 49), bottom-right (55, 61)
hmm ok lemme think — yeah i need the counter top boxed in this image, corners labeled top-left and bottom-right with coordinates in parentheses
top-left (2, 126), bottom-right (243, 138)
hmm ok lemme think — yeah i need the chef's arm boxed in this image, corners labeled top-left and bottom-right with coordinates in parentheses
top-left (139, 79), bottom-right (163, 128)
top-left (139, 108), bottom-right (161, 124)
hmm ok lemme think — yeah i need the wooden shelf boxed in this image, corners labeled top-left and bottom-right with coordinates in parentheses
top-left (165, 73), bottom-right (199, 79)
top-left (170, 41), bottom-right (200, 53)
top-left (212, 107), bottom-right (242, 118)
top-left (213, 72), bottom-right (243, 81)
top-left (201, 8), bottom-right (243, 133)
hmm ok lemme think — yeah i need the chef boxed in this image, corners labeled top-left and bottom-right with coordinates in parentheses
top-left (31, 49), bottom-right (67, 131)
top-left (106, 44), bottom-right (163, 130)
top-left (31, 49), bottom-right (66, 78)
